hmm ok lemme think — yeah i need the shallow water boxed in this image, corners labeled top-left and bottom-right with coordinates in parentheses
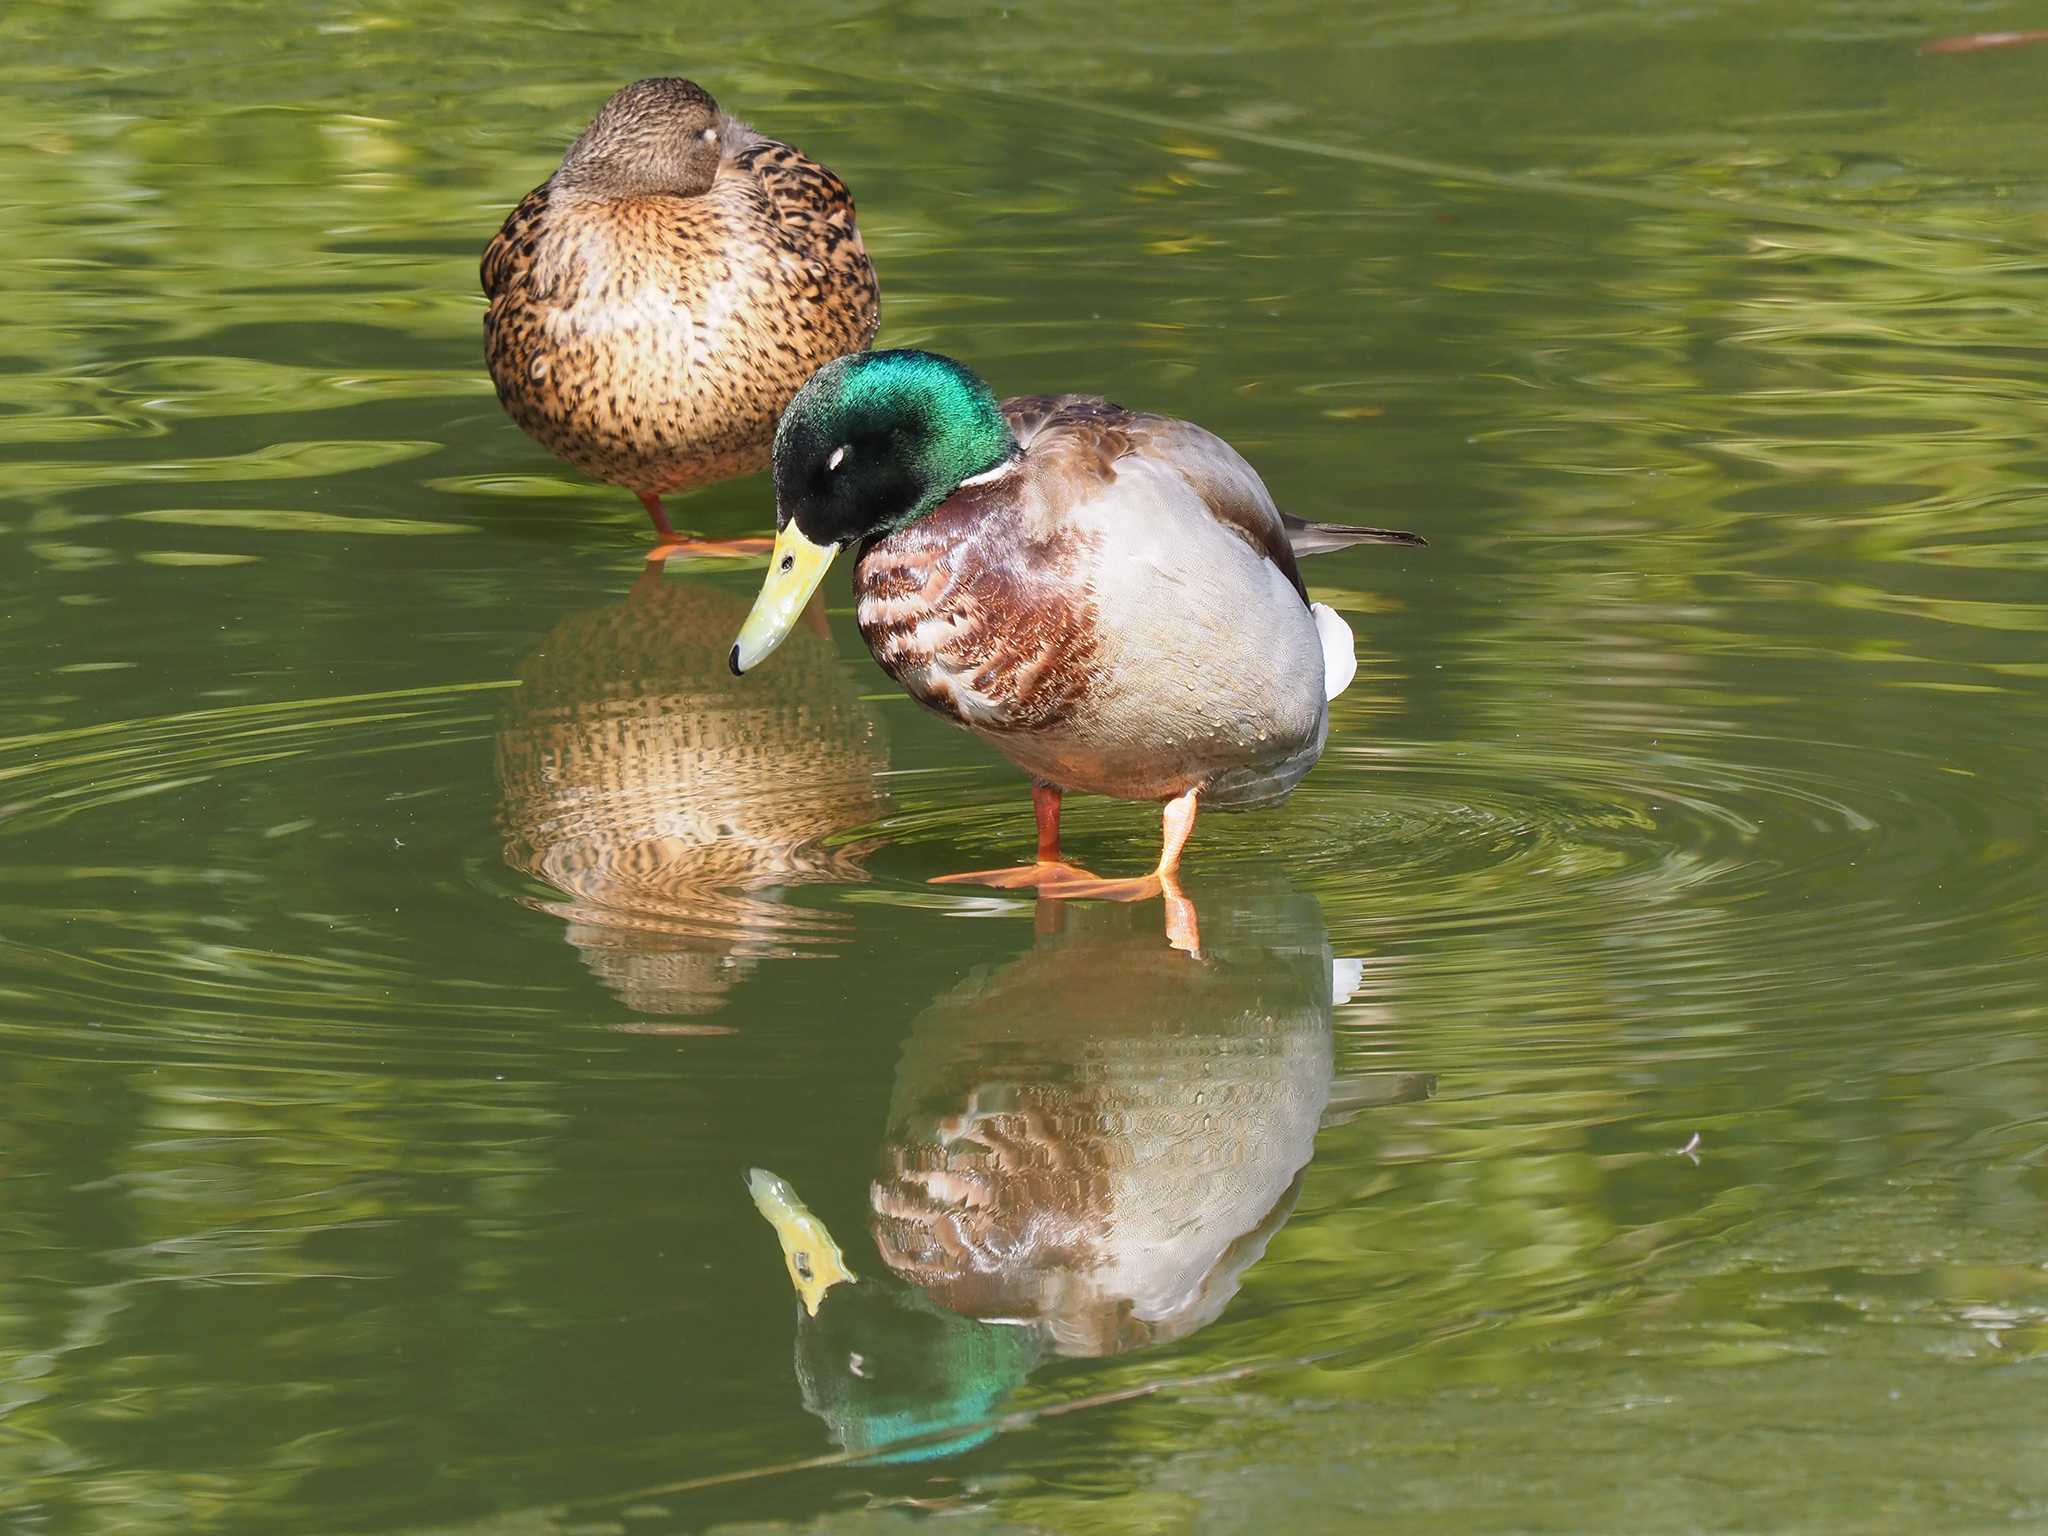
top-left (4, 2), bottom-right (2048, 1531)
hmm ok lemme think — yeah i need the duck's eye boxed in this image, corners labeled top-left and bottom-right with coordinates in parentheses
top-left (779, 553), bottom-right (795, 573)
top-left (701, 127), bottom-right (718, 143)
top-left (826, 445), bottom-right (848, 472)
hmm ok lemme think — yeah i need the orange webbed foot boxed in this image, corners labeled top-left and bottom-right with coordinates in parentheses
top-left (1039, 870), bottom-right (1201, 955)
top-left (647, 536), bottom-right (777, 563)
top-left (1038, 872), bottom-right (1161, 903)
top-left (929, 861), bottom-right (1102, 891)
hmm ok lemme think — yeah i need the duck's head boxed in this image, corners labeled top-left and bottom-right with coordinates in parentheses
top-left (748, 1166), bottom-right (1038, 1462)
top-left (556, 77), bottom-right (726, 199)
top-left (730, 350), bottom-right (1019, 675)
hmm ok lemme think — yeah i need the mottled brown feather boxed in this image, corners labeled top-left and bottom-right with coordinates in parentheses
top-left (496, 575), bottom-right (884, 1013)
top-left (481, 115), bottom-right (880, 499)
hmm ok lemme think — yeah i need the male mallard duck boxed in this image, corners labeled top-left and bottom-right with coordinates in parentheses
top-left (865, 885), bottom-right (1340, 1358)
top-left (746, 881), bottom-right (1377, 1461)
top-left (729, 349), bottom-right (1423, 937)
top-left (481, 77), bottom-right (880, 560)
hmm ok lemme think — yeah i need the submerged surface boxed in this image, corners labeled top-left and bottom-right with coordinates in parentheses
top-left (3, 1), bottom-right (2047, 1530)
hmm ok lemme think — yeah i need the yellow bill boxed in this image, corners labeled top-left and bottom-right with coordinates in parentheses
top-left (728, 524), bottom-right (840, 675)
top-left (746, 1166), bottom-right (856, 1317)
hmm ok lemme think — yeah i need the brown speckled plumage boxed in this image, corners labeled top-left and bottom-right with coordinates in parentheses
top-left (496, 573), bottom-right (884, 1014)
top-left (481, 78), bottom-right (880, 505)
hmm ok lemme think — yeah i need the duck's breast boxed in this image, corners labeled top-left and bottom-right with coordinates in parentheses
top-left (854, 481), bottom-right (1103, 737)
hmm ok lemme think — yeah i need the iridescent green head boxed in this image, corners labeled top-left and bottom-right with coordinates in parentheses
top-left (772, 350), bottom-right (1016, 548)
top-left (731, 350), bottom-right (1017, 675)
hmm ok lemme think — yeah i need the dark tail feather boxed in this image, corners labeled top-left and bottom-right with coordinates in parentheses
top-left (1281, 511), bottom-right (1428, 557)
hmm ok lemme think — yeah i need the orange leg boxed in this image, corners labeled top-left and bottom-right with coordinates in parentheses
top-left (1046, 789), bottom-right (1203, 954)
top-left (1158, 788), bottom-right (1199, 876)
top-left (639, 491), bottom-right (679, 542)
top-left (638, 492), bottom-right (776, 563)
top-left (930, 784), bottom-right (1103, 890)
top-left (1034, 782), bottom-right (1062, 862)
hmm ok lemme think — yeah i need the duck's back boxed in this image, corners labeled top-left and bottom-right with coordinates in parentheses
top-left (856, 396), bottom-right (1332, 808)
top-left (481, 125), bottom-right (880, 496)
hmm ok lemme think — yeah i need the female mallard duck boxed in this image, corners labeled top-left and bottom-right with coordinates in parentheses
top-left (729, 349), bottom-right (1423, 932)
top-left (481, 77), bottom-right (880, 561)
top-left (496, 567), bottom-right (885, 1016)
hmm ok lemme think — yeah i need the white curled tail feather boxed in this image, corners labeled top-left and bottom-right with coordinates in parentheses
top-left (1331, 957), bottom-right (1366, 1007)
top-left (1311, 602), bottom-right (1356, 701)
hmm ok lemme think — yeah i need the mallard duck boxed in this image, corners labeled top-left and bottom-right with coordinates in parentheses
top-left (729, 349), bottom-right (1424, 937)
top-left (496, 567), bottom-right (884, 1015)
top-left (747, 880), bottom-right (1376, 1461)
top-left (481, 77), bottom-right (880, 561)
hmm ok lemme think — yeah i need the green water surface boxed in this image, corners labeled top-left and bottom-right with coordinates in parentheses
top-left (3, 2), bottom-right (2047, 1531)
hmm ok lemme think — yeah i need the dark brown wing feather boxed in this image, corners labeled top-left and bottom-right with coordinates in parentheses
top-left (481, 184), bottom-right (552, 313)
top-left (735, 139), bottom-right (879, 318)
top-left (1002, 394), bottom-right (1133, 459)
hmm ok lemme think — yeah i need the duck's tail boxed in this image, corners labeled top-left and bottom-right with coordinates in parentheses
top-left (1331, 957), bottom-right (1366, 1007)
top-left (1281, 511), bottom-right (1427, 558)
top-left (1311, 602), bottom-right (1358, 701)
top-left (1282, 513), bottom-right (1418, 700)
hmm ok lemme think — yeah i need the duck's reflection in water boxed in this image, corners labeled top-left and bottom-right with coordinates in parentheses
top-left (751, 877), bottom-right (1432, 1460)
top-left (497, 569), bottom-right (885, 1016)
